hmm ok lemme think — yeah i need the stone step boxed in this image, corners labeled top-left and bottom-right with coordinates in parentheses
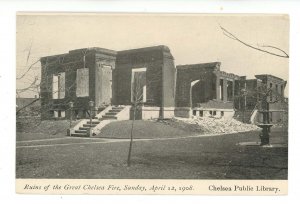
top-left (83, 124), bottom-right (97, 127)
top-left (105, 112), bottom-right (118, 116)
top-left (86, 121), bottom-right (100, 124)
top-left (79, 127), bottom-right (90, 130)
top-left (112, 107), bottom-right (124, 110)
top-left (109, 109), bottom-right (122, 113)
top-left (75, 129), bottom-right (87, 133)
top-left (102, 115), bottom-right (117, 119)
top-left (71, 133), bottom-right (89, 137)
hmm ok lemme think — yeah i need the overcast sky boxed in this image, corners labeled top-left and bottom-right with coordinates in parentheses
top-left (16, 13), bottom-right (289, 97)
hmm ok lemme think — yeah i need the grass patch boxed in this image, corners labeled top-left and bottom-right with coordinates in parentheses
top-left (16, 127), bottom-right (288, 179)
top-left (97, 120), bottom-right (203, 139)
top-left (16, 119), bottom-right (79, 141)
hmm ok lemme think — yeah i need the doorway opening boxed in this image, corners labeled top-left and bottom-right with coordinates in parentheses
top-left (131, 68), bottom-right (147, 104)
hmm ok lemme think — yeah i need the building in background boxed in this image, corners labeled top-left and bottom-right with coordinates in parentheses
top-left (246, 74), bottom-right (287, 124)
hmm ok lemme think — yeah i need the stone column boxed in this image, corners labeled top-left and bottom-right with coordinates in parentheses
top-left (232, 80), bottom-right (235, 101)
top-left (232, 80), bottom-right (236, 107)
top-left (111, 67), bottom-right (117, 105)
top-left (216, 73), bottom-right (220, 100)
top-left (223, 78), bottom-right (228, 102)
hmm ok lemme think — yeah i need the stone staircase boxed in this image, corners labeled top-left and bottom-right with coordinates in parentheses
top-left (69, 106), bottom-right (128, 137)
top-left (71, 119), bottom-right (101, 137)
top-left (97, 106), bottom-right (124, 120)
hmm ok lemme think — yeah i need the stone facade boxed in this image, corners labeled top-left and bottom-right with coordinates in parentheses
top-left (253, 75), bottom-right (287, 124)
top-left (40, 45), bottom-right (287, 123)
top-left (114, 45), bottom-right (176, 119)
top-left (175, 62), bottom-right (241, 118)
top-left (40, 45), bottom-right (176, 120)
top-left (40, 48), bottom-right (116, 120)
top-left (229, 74), bottom-right (287, 124)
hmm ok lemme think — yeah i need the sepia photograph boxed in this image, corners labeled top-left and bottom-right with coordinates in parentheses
top-left (15, 13), bottom-right (288, 194)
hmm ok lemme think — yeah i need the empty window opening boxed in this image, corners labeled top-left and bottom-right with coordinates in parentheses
top-left (52, 72), bottom-right (65, 99)
top-left (221, 111), bottom-right (224, 117)
top-left (53, 110), bottom-right (66, 118)
top-left (199, 111), bottom-right (203, 117)
top-left (76, 68), bottom-right (89, 97)
top-left (102, 65), bottom-right (113, 103)
top-left (227, 80), bottom-right (233, 101)
top-left (131, 68), bottom-right (147, 103)
top-left (61, 111), bottom-right (65, 118)
top-left (269, 112), bottom-right (273, 123)
top-left (193, 110), bottom-right (197, 116)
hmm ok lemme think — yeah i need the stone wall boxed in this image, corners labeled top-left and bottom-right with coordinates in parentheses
top-left (175, 62), bottom-right (221, 108)
top-left (40, 48), bottom-right (116, 120)
top-left (40, 45), bottom-right (288, 122)
top-left (114, 45), bottom-right (176, 110)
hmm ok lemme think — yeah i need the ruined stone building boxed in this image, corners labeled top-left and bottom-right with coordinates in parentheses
top-left (40, 46), bottom-right (176, 120)
top-left (40, 45), bottom-right (287, 124)
top-left (243, 74), bottom-right (287, 124)
top-left (113, 46), bottom-right (176, 119)
top-left (40, 47), bottom-right (117, 120)
top-left (175, 62), bottom-right (241, 119)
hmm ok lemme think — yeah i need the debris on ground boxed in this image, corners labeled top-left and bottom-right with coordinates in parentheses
top-left (171, 116), bottom-right (259, 134)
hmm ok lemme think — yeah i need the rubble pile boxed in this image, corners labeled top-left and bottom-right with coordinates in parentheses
top-left (174, 116), bottom-right (259, 134)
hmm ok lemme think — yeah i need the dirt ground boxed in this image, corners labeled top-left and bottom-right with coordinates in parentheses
top-left (16, 118), bottom-right (288, 179)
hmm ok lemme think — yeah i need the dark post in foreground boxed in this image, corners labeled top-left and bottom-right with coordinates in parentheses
top-left (69, 101), bottom-right (74, 128)
top-left (127, 103), bottom-right (137, 167)
top-left (89, 100), bottom-right (94, 128)
top-left (257, 97), bottom-right (272, 146)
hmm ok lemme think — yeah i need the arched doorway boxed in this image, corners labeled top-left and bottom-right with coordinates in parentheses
top-left (190, 80), bottom-right (200, 108)
top-left (190, 79), bottom-right (207, 108)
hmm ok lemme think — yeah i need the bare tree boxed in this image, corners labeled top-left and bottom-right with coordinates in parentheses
top-left (234, 81), bottom-right (288, 126)
top-left (125, 58), bottom-right (164, 167)
top-left (127, 70), bottom-right (146, 167)
top-left (16, 48), bottom-right (93, 132)
top-left (219, 24), bottom-right (288, 127)
top-left (220, 25), bottom-right (289, 58)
